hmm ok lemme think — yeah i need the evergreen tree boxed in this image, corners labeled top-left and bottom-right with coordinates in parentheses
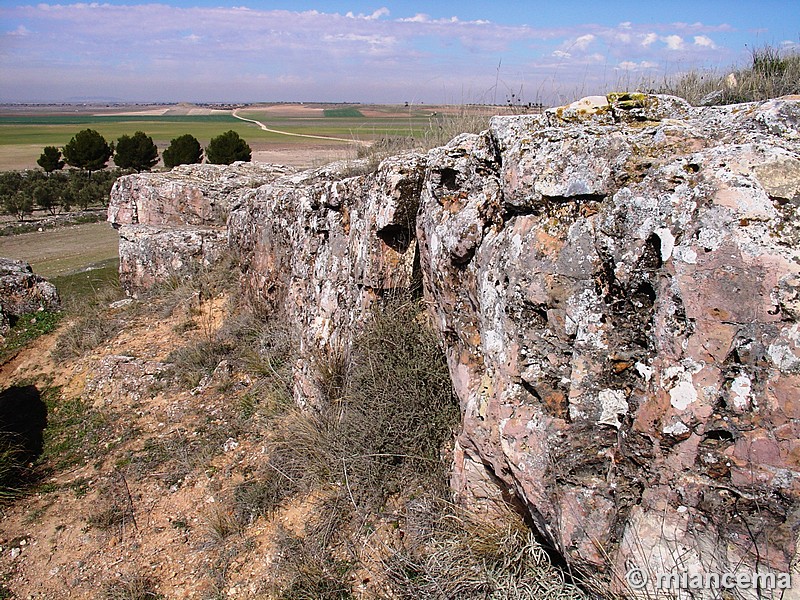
top-left (206, 130), bottom-right (251, 165)
top-left (114, 131), bottom-right (159, 172)
top-left (63, 129), bottom-right (112, 175)
top-left (162, 134), bottom-right (203, 168)
top-left (37, 146), bottom-right (65, 173)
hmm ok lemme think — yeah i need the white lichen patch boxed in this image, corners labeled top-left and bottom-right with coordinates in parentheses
top-left (565, 288), bottom-right (606, 349)
top-left (768, 324), bottom-right (800, 373)
top-left (674, 246), bottom-right (697, 264)
top-left (635, 362), bottom-right (653, 382)
top-left (662, 364), bottom-right (700, 411)
top-left (662, 420), bottom-right (690, 436)
top-left (697, 227), bottom-right (726, 251)
top-left (598, 389), bottom-right (629, 428)
top-left (653, 227), bottom-right (675, 262)
top-left (730, 373), bottom-right (752, 410)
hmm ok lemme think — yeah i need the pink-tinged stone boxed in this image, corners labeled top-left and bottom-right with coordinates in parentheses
top-left (112, 94), bottom-right (800, 585)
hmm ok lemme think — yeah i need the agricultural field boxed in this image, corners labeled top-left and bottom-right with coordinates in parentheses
top-left (0, 102), bottom-right (509, 170)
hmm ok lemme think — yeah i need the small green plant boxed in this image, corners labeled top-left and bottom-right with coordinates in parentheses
top-left (0, 311), bottom-right (62, 362)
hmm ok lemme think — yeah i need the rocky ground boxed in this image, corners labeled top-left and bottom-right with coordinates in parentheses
top-left (0, 289), bottom-right (296, 598)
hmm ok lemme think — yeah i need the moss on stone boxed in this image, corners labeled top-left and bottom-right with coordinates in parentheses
top-left (607, 92), bottom-right (651, 110)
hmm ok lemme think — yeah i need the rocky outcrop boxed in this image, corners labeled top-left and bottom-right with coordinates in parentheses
top-left (0, 258), bottom-right (60, 337)
top-left (419, 95), bottom-right (800, 592)
top-left (109, 162), bottom-right (294, 294)
top-left (109, 94), bottom-right (800, 595)
top-left (228, 156), bottom-right (426, 404)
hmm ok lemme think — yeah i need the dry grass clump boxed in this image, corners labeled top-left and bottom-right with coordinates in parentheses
top-left (652, 45), bottom-right (800, 105)
top-left (0, 440), bottom-right (24, 502)
top-left (384, 503), bottom-right (586, 600)
top-left (232, 295), bottom-right (459, 527)
top-left (266, 526), bottom-right (355, 600)
top-left (102, 573), bottom-right (163, 600)
top-left (347, 108), bottom-right (494, 176)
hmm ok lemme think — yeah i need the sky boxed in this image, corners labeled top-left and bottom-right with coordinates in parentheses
top-left (1, 1), bottom-right (798, 104)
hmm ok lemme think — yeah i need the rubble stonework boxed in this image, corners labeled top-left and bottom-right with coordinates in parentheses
top-left (108, 94), bottom-right (800, 593)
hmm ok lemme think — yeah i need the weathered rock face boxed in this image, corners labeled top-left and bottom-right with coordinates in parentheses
top-left (0, 258), bottom-right (60, 335)
top-left (228, 156), bottom-right (426, 404)
top-left (109, 162), bottom-right (294, 294)
top-left (418, 95), bottom-right (800, 590)
top-left (109, 94), bottom-right (800, 594)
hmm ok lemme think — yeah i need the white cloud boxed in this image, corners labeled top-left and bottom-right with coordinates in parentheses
top-left (641, 33), bottom-right (658, 46)
top-left (7, 25), bottom-right (31, 36)
top-left (552, 50), bottom-right (571, 58)
top-left (663, 35), bottom-right (685, 50)
top-left (399, 13), bottom-right (429, 23)
top-left (693, 35), bottom-right (716, 48)
top-left (346, 7), bottom-right (390, 20)
top-left (574, 33), bottom-right (595, 50)
top-left (616, 60), bottom-right (659, 71)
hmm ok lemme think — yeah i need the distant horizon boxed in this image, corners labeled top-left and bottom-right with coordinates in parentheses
top-left (2, 1), bottom-right (798, 105)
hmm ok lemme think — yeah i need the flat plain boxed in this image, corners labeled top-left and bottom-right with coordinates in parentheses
top-left (0, 102), bottom-right (504, 170)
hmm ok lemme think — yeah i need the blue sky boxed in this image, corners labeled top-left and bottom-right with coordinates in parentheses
top-left (1, 1), bottom-right (797, 104)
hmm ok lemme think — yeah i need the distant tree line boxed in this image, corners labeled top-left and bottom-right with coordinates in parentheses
top-left (2, 128), bottom-right (252, 221)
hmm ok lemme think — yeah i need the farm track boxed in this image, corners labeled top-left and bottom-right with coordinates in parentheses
top-left (232, 109), bottom-right (370, 145)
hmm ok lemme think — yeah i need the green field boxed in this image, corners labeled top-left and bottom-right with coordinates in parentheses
top-left (0, 115), bottom-right (271, 150)
top-left (0, 103), bottom-right (503, 170)
top-left (323, 107), bottom-right (365, 118)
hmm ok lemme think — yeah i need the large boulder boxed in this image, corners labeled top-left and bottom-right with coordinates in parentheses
top-left (228, 155), bottom-right (427, 405)
top-left (109, 162), bottom-right (294, 295)
top-left (0, 258), bottom-right (60, 326)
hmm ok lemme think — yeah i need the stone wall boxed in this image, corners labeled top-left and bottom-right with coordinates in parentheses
top-left (109, 94), bottom-right (800, 595)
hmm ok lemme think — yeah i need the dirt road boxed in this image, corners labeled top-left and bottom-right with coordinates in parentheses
top-left (232, 109), bottom-right (369, 145)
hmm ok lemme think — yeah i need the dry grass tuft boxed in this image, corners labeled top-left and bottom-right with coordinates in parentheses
top-left (648, 45), bottom-right (800, 105)
top-left (384, 503), bottom-right (586, 599)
